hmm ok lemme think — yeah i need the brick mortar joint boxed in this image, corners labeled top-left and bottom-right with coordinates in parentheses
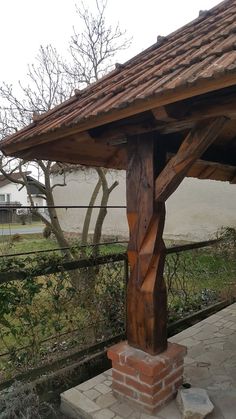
top-left (108, 342), bottom-right (187, 363)
top-left (112, 359), bottom-right (184, 385)
top-left (112, 352), bottom-right (186, 369)
top-left (112, 375), bottom-right (181, 401)
top-left (165, 365), bottom-right (184, 379)
top-left (112, 365), bottom-right (183, 400)
top-left (119, 366), bottom-right (182, 388)
top-left (112, 378), bottom-right (163, 398)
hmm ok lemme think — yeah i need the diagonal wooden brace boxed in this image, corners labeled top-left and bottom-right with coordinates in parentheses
top-left (155, 117), bottom-right (227, 202)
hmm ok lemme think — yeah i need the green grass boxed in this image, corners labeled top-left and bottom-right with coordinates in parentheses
top-left (0, 222), bottom-right (43, 230)
top-left (0, 233), bottom-right (126, 258)
top-left (0, 237), bottom-right (58, 256)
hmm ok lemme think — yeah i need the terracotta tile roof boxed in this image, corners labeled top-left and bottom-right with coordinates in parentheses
top-left (1, 0), bottom-right (236, 152)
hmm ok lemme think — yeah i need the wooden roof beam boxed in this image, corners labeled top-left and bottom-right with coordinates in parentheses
top-left (155, 117), bottom-right (227, 202)
top-left (152, 91), bottom-right (236, 126)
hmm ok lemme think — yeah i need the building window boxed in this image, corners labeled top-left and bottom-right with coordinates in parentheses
top-left (6, 194), bottom-right (11, 203)
top-left (0, 194), bottom-right (5, 202)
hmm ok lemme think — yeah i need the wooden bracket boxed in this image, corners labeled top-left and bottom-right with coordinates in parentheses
top-left (155, 117), bottom-right (227, 202)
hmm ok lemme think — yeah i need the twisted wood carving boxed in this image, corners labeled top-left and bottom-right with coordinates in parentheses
top-left (126, 135), bottom-right (167, 355)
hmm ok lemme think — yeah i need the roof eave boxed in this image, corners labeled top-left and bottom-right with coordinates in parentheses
top-left (2, 70), bottom-right (236, 158)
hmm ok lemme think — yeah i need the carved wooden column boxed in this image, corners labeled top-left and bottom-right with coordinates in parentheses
top-left (108, 120), bottom-right (226, 411)
top-left (126, 133), bottom-right (167, 355)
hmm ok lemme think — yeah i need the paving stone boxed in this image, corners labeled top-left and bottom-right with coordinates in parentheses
top-left (185, 344), bottom-right (205, 359)
top-left (76, 374), bottom-right (106, 391)
top-left (96, 393), bottom-right (117, 409)
top-left (207, 342), bottom-right (224, 350)
top-left (111, 402), bottom-right (134, 417)
top-left (84, 389), bottom-right (101, 401)
top-left (213, 332), bottom-right (225, 338)
top-left (92, 408), bottom-right (115, 418)
top-left (158, 400), bottom-right (181, 419)
top-left (178, 337), bottom-right (199, 347)
top-left (60, 303), bottom-right (236, 419)
top-left (208, 389), bottom-right (236, 419)
top-left (61, 388), bottom-right (100, 418)
top-left (104, 380), bottom-right (112, 386)
top-left (177, 388), bottom-right (214, 419)
top-left (204, 315), bottom-right (222, 324)
top-left (94, 383), bottom-right (112, 394)
top-left (129, 413), bottom-right (141, 419)
top-left (228, 323), bottom-right (236, 330)
top-left (104, 369), bottom-right (112, 377)
top-left (184, 356), bottom-right (196, 365)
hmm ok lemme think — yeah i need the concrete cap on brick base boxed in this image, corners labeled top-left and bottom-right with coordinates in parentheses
top-left (107, 341), bottom-right (187, 414)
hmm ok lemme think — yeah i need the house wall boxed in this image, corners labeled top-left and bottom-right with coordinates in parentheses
top-left (27, 196), bottom-right (45, 208)
top-left (0, 182), bottom-right (28, 205)
top-left (52, 169), bottom-right (127, 238)
top-left (52, 169), bottom-right (236, 242)
top-left (165, 178), bottom-right (236, 241)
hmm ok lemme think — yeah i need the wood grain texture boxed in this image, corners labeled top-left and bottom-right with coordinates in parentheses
top-left (3, 72), bottom-right (236, 158)
top-left (126, 133), bottom-right (167, 355)
top-left (155, 117), bottom-right (227, 202)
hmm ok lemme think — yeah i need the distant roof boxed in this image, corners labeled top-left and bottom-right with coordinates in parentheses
top-left (0, 172), bottom-right (30, 187)
top-left (0, 173), bottom-right (45, 195)
top-left (0, 0), bottom-right (236, 188)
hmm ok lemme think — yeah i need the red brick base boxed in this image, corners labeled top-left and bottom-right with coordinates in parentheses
top-left (107, 341), bottom-right (187, 414)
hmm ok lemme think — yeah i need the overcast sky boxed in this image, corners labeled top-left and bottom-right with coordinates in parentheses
top-left (0, 0), bottom-right (220, 84)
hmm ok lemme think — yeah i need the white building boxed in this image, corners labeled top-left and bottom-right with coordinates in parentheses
top-left (0, 173), bottom-right (45, 223)
top-left (51, 165), bottom-right (127, 239)
top-left (51, 165), bottom-right (236, 242)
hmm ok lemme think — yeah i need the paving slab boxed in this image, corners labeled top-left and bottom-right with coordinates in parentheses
top-left (61, 303), bottom-right (236, 419)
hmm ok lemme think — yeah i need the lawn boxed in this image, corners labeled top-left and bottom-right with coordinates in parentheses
top-left (0, 230), bottom-right (126, 257)
top-left (0, 222), bottom-right (43, 230)
top-left (0, 235), bottom-right (59, 256)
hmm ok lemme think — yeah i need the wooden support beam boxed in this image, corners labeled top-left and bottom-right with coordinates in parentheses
top-left (152, 91), bottom-right (236, 124)
top-left (155, 117), bottom-right (227, 202)
top-left (126, 133), bottom-right (167, 355)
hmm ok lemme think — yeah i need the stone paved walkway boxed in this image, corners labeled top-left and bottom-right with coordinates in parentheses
top-left (61, 303), bottom-right (236, 419)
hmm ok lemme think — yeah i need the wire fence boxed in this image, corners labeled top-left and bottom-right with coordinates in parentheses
top-left (0, 203), bottom-right (236, 383)
top-left (0, 250), bottom-right (128, 381)
top-left (166, 235), bottom-right (236, 322)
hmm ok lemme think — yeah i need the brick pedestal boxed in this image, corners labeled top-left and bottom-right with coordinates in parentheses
top-left (107, 341), bottom-right (187, 414)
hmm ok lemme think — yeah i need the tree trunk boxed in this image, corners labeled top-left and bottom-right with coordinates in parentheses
top-left (92, 168), bottom-right (118, 258)
top-left (81, 176), bottom-right (102, 247)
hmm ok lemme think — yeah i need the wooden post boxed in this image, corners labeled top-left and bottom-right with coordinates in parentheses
top-left (126, 133), bottom-right (167, 355)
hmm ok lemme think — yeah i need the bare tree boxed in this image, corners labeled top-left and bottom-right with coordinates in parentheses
top-left (0, 0), bottom-right (130, 259)
top-left (0, 44), bottom-right (75, 257)
top-left (67, 0), bottom-right (130, 247)
top-left (66, 0), bottom-right (130, 86)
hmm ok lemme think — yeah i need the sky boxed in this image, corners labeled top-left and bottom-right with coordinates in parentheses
top-left (0, 0), bottom-right (221, 85)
